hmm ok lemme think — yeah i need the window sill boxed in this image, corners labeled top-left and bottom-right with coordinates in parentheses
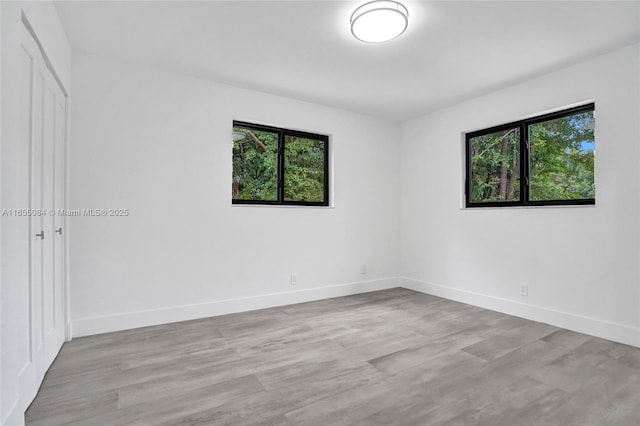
top-left (231, 203), bottom-right (335, 209)
top-left (460, 203), bottom-right (596, 211)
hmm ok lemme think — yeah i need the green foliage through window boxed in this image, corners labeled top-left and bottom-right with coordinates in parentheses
top-left (232, 121), bottom-right (329, 206)
top-left (466, 104), bottom-right (595, 207)
top-left (284, 136), bottom-right (326, 203)
top-left (469, 127), bottom-right (521, 203)
top-left (232, 128), bottom-right (278, 201)
top-left (529, 112), bottom-right (594, 201)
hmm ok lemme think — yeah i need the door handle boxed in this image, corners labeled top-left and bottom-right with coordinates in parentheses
top-left (36, 231), bottom-right (45, 240)
top-left (56, 228), bottom-right (63, 235)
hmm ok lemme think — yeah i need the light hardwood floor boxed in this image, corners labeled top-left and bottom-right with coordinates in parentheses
top-left (26, 288), bottom-right (640, 425)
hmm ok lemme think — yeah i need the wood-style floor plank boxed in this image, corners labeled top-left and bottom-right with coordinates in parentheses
top-left (25, 288), bottom-right (640, 425)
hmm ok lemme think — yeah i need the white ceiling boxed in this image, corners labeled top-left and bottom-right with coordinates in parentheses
top-left (54, 1), bottom-right (640, 121)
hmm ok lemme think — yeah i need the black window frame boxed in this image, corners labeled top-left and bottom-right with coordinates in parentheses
top-left (232, 120), bottom-right (330, 207)
top-left (465, 103), bottom-right (595, 208)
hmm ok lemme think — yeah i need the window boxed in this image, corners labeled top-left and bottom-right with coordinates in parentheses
top-left (232, 121), bottom-right (329, 206)
top-left (465, 103), bottom-right (595, 207)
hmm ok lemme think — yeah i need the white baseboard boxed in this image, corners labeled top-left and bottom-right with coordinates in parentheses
top-left (71, 277), bottom-right (399, 337)
top-left (400, 277), bottom-right (640, 348)
top-left (71, 276), bottom-right (640, 348)
top-left (3, 399), bottom-right (25, 426)
top-left (2, 359), bottom-right (38, 426)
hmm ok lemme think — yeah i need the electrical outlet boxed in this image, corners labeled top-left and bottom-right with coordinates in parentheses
top-left (360, 264), bottom-right (367, 275)
top-left (520, 283), bottom-right (528, 296)
top-left (291, 273), bottom-right (297, 286)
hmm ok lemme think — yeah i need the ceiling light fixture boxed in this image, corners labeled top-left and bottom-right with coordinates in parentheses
top-left (350, 0), bottom-right (409, 43)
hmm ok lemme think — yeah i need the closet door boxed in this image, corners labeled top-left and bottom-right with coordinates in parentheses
top-left (53, 77), bottom-right (67, 352)
top-left (21, 24), bottom-right (67, 382)
top-left (41, 68), bottom-right (67, 369)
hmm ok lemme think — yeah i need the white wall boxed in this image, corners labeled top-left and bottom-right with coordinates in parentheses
top-left (399, 45), bottom-right (640, 347)
top-left (69, 52), bottom-right (401, 336)
top-left (0, 2), bottom-right (71, 425)
top-left (69, 45), bottom-right (640, 347)
top-left (1, 2), bottom-right (4, 421)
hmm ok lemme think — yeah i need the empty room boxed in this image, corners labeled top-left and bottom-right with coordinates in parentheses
top-left (1, 0), bottom-right (640, 425)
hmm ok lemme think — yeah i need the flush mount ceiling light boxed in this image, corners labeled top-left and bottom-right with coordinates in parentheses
top-left (350, 0), bottom-right (409, 43)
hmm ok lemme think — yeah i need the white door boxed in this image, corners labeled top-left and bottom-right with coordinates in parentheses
top-left (41, 66), bottom-right (67, 370)
top-left (21, 24), bottom-right (67, 382)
